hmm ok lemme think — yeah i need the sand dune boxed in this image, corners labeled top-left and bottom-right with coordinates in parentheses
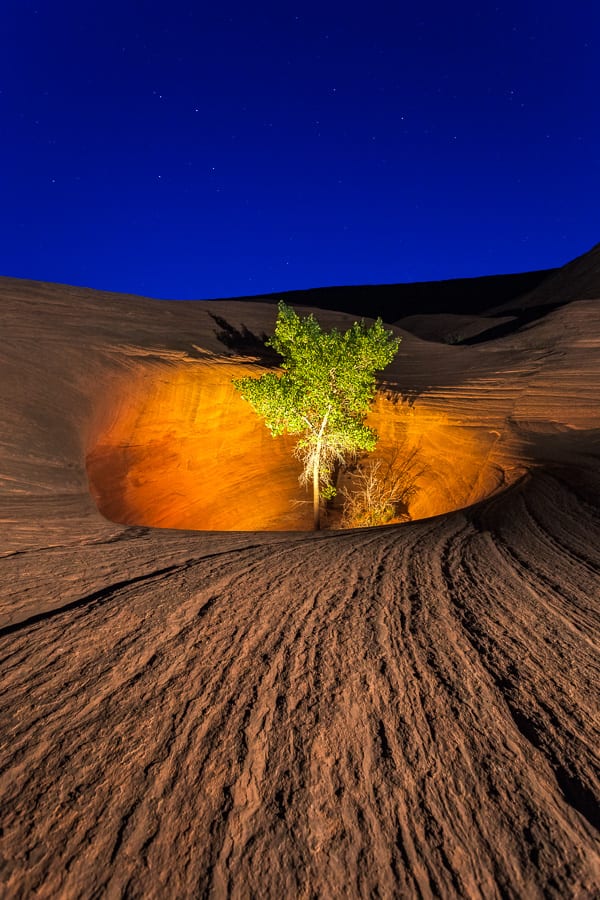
top-left (0, 253), bottom-right (599, 897)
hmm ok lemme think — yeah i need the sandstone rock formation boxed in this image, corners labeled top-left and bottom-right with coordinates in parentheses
top-left (1, 251), bottom-right (599, 897)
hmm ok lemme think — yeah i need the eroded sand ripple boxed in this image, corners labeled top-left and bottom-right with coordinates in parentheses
top-left (1, 469), bottom-right (598, 898)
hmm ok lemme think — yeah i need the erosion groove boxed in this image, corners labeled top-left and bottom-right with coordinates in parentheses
top-left (0, 560), bottom-right (195, 640)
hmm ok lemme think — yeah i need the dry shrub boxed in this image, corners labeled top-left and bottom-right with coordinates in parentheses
top-left (340, 444), bottom-right (425, 528)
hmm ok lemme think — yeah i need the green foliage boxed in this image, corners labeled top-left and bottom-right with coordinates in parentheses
top-left (234, 302), bottom-right (399, 446)
top-left (233, 301), bottom-right (400, 528)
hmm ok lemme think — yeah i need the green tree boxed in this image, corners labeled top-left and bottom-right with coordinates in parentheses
top-left (233, 301), bottom-right (400, 530)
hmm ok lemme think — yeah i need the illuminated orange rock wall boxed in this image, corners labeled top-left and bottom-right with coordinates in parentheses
top-left (87, 359), bottom-right (310, 531)
top-left (366, 393), bottom-right (514, 522)
top-left (86, 359), bottom-right (517, 531)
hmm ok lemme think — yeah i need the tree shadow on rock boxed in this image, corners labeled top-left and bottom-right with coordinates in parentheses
top-left (208, 313), bottom-right (281, 364)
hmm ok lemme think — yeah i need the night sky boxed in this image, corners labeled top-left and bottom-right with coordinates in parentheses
top-left (2, 2), bottom-right (599, 300)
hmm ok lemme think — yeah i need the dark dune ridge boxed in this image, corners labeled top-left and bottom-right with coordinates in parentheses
top-left (215, 266), bottom-right (555, 322)
top-left (0, 247), bottom-right (599, 897)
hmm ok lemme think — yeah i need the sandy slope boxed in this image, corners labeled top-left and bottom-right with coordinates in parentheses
top-left (487, 241), bottom-right (600, 313)
top-left (0, 261), bottom-right (599, 898)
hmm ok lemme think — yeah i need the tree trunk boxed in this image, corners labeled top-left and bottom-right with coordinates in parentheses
top-left (312, 439), bottom-right (321, 530)
top-left (312, 410), bottom-right (330, 531)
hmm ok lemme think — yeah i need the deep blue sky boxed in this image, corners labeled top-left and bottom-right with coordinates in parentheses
top-left (1, 2), bottom-right (599, 299)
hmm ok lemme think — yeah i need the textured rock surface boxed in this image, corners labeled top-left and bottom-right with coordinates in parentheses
top-left (0, 263), bottom-right (599, 897)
